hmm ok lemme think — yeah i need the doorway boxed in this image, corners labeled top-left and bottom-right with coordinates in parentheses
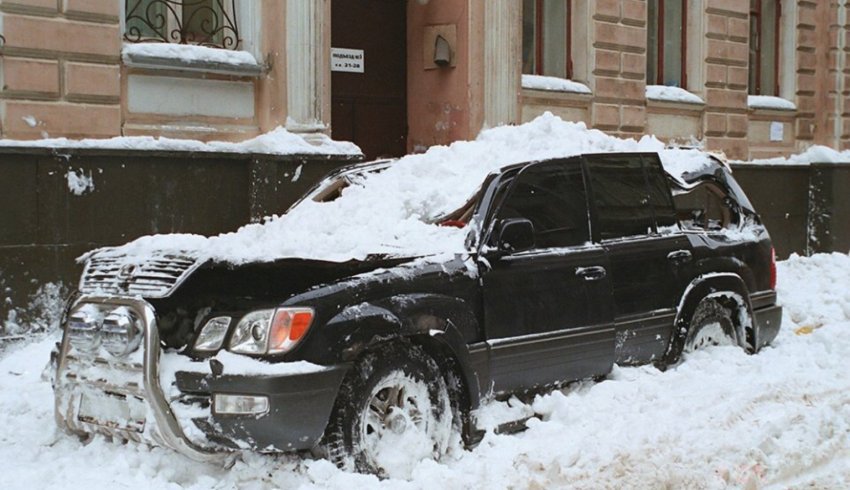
top-left (331, 0), bottom-right (408, 160)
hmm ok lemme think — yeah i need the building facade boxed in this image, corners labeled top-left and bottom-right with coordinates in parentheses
top-left (0, 0), bottom-right (846, 161)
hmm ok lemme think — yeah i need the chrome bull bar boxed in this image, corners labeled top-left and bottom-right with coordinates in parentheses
top-left (55, 295), bottom-right (227, 464)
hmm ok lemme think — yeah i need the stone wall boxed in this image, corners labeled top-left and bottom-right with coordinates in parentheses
top-left (589, 0), bottom-right (648, 139)
top-left (702, 0), bottom-right (750, 159)
top-left (0, 0), bottom-right (121, 139)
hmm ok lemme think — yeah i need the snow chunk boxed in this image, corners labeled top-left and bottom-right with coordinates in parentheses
top-left (92, 113), bottom-right (721, 265)
top-left (122, 43), bottom-right (259, 68)
top-left (22, 116), bottom-right (39, 128)
top-left (160, 350), bottom-right (328, 382)
top-left (522, 74), bottom-right (591, 94)
top-left (66, 168), bottom-right (94, 196)
top-left (646, 85), bottom-right (705, 105)
top-left (748, 95), bottom-right (796, 111)
top-left (0, 126), bottom-right (360, 156)
top-left (746, 145), bottom-right (850, 165)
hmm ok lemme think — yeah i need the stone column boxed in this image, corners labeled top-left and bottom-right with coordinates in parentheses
top-left (285, 0), bottom-right (330, 137)
top-left (482, 0), bottom-right (521, 129)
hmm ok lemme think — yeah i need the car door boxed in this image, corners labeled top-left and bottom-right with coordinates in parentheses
top-left (584, 154), bottom-right (693, 365)
top-left (480, 159), bottom-right (615, 394)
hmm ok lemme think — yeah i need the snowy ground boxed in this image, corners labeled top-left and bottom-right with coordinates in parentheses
top-left (1, 253), bottom-right (849, 489)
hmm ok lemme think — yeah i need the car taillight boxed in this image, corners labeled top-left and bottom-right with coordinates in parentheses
top-left (770, 247), bottom-right (777, 290)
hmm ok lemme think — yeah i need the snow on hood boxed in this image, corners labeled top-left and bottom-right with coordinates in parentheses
top-left (0, 126), bottom-right (361, 156)
top-left (87, 113), bottom-right (714, 265)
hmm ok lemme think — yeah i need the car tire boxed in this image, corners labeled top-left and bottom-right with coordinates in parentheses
top-left (684, 298), bottom-right (739, 353)
top-left (323, 342), bottom-right (454, 477)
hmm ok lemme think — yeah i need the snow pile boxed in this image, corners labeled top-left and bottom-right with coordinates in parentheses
top-left (122, 43), bottom-right (259, 68)
top-left (646, 85), bottom-right (705, 105)
top-left (2, 253), bottom-right (850, 488)
top-left (748, 145), bottom-right (850, 165)
top-left (0, 127), bottom-right (360, 156)
top-left (96, 113), bottom-right (713, 265)
top-left (748, 95), bottom-right (797, 111)
top-left (2, 283), bottom-right (66, 336)
top-left (521, 75), bottom-right (592, 94)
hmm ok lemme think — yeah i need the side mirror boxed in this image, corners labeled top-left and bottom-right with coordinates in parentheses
top-left (497, 218), bottom-right (535, 253)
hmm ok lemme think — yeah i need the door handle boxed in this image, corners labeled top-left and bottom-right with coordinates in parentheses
top-left (576, 266), bottom-right (607, 281)
top-left (667, 250), bottom-right (693, 263)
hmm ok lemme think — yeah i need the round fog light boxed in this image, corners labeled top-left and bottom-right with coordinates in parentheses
top-left (101, 307), bottom-right (142, 358)
top-left (68, 307), bottom-right (102, 355)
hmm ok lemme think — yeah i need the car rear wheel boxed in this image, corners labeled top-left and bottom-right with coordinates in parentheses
top-left (684, 298), bottom-right (740, 352)
top-left (324, 343), bottom-right (454, 478)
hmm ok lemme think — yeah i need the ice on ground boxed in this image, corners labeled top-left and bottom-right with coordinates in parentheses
top-left (93, 113), bottom-right (714, 265)
top-left (646, 85), bottom-right (705, 105)
top-left (521, 74), bottom-right (592, 94)
top-left (2, 253), bottom-right (849, 488)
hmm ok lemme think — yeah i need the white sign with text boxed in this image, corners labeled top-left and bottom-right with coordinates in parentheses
top-left (770, 121), bottom-right (784, 142)
top-left (331, 48), bottom-right (365, 73)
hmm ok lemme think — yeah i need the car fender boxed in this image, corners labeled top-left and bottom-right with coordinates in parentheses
top-left (666, 272), bottom-right (755, 363)
top-left (324, 293), bottom-right (482, 409)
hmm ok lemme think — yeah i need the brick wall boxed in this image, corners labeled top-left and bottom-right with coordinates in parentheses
top-left (589, 0), bottom-right (648, 139)
top-left (0, 0), bottom-right (121, 139)
top-left (701, 0), bottom-right (750, 160)
top-left (827, 0), bottom-right (849, 150)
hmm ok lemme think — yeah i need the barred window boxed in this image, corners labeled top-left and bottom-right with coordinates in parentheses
top-left (124, 0), bottom-right (241, 50)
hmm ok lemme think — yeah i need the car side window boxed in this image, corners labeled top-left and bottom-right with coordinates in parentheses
top-left (495, 162), bottom-right (590, 249)
top-left (642, 157), bottom-right (678, 230)
top-left (586, 156), bottom-right (655, 240)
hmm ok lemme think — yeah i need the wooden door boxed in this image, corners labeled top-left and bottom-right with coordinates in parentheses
top-left (331, 0), bottom-right (407, 160)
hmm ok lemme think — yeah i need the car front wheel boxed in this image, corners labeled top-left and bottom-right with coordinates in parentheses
top-left (324, 342), bottom-right (454, 478)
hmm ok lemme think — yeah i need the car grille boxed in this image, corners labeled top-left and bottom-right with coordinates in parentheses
top-left (79, 254), bottom-right (200, 298)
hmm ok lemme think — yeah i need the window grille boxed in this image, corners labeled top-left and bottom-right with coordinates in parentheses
top-left (124, 0), bottom-right (241, 50)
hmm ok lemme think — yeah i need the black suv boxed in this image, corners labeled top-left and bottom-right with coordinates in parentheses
top-left (53, 152), bottom-right (782, 476)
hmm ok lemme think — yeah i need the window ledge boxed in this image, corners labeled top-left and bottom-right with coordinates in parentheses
top-left (122, 43), bottom-right (264, 77)
top-left (645, 85), bottom-right (705, 106)
top-left (521, 74), bottom-right (592, 96)
top-left (748, 95), bottom-right (796, 112)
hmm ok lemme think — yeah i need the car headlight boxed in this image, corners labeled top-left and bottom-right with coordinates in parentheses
top-left (229, 307), bottom-right (314, 355)
top-left (194, 316), bottom-right (232, 352)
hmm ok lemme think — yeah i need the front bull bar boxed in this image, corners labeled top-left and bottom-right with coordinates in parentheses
top-left (54, 295), bottom-right (227, 464)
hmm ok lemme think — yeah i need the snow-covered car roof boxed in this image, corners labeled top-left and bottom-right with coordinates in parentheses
top-left (90, 113), bottom-right (716, 265)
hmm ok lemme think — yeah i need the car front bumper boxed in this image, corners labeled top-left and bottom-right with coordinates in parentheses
top-left (174, 364), bottom-right (349, 451)
top-left (54, 295), bottom-right (349, 461)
